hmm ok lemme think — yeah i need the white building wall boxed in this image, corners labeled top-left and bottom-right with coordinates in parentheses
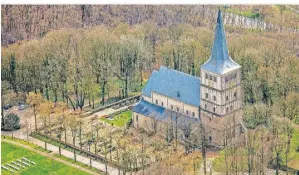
top-left (147, 92), bottom-right (199, 119)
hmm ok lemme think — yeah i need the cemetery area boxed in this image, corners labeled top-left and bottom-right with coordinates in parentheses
top-left (1, 141), bottom-right (90, 175)
top-left (34, 107), bottom-right (202, 172)
top-left (100, 110), bottom-right (132, 127)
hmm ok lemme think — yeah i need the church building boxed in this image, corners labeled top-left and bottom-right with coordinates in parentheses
top-left (132, 10), bottom-right (244, 146)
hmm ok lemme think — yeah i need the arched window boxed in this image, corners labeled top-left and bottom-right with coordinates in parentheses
top-left (156, 100), bottom-right (158, 104)
top-left (230, 106), bottom-right (233, 111)
top-left (205, 73), bottom-right (208, 79)
top-left (213, 76), bottom-right (217, 82)
top-left (192, 112), bottom-right (195, 117)
top-left (209, 75), bottom-right (212, 80)
top-left (226, 96), bottom-right (229, 101)
top-left (136, 115), bottom-right (138, 122)
top-left (171, 105), bottom-right (173, 110)
top-left (186, 110), bottom-right (189, 115)
top-left (205, 104), bottom-right (207, 109)
top-left (209, 136), bottom-right (212, 142)
top-left (226, 107), bottom-right (229, 113)
top-left (234, 92), bottom-right (237, 98)
top-left (206, 93), bottom-right (208, 99)
top-left (161, 102), bottom-right (164, 107)
top-left (177, 107), bottom-right (179, 112)
top-left (213, 96), bottom-right (216, 101)
top-left (213, 107), bottom-right (216, 112)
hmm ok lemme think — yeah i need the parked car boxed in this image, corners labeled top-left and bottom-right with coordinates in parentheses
top-left (3, 104), bottom-right (12, 110)
top-left (19, 103), bottom-right (27, 110)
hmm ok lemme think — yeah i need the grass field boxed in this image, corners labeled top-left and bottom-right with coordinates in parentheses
top-left (286, 127), bottom-right (299, 170)
top-left (100, 110), bottom-right (132, 127)
top-left (1, 141), bottom-right (91, 175)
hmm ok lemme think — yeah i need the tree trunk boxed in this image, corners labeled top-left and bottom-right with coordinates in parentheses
top-left (34, 105), bottom-right (37, 132)
top-left (73, 133), bottom-right (76, 162)
top-left (101, 80), bottom-right (107, 105)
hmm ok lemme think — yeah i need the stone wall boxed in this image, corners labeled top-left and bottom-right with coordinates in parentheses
top-left (146, 92), bottom-right (199, 119)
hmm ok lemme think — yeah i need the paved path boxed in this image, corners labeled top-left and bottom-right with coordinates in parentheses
top-left (2, 139), bottom-right (99, 175)
top-left (2, 131), bottom-right (119, 175)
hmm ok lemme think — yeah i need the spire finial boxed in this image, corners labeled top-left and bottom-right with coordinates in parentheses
top-left (217, 8), bottom-right (222, 24)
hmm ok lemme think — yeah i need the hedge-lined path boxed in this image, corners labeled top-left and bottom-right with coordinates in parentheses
top-left (2, 131), bottom-right (119, 175)
top-left (2, 139), bottom-right (99, 175)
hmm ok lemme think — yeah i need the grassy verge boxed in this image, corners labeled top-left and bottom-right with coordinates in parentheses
top-left (53, 153), bottom-right (105, 174)
top-left (224, 7), bottom-right (261, 19)
top-left (1, 135), bottom-right (48, 153)
top-left (1, 141), bottom-right (91, 175)
top-left (283, 127), bottom-right (299, 170)
top-left (100, 110), bottom-right (132, 127)
top-left (30, 132), bottom-right (83, 155)
top-left (212, 148), bottom-right (248, 173)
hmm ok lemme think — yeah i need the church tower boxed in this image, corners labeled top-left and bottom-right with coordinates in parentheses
top-left (200, 10), bottom-right (243, 145)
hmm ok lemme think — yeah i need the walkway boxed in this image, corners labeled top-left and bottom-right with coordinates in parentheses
top-left (2, 139), bottom-right (99, 175)
top-left (2, 131), bottom-right (119, 175)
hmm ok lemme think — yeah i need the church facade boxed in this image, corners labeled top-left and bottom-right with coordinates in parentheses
top-left (132, 10), bottom-right (244, 146)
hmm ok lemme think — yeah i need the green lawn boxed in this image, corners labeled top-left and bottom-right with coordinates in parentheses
top-left (1, 141), bottom-right (91, 175)
top-left (100, 110), bottom-right (132, 127)
top-left (286, 127), bottom-right (299, 170)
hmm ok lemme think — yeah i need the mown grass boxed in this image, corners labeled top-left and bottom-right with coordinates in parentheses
top-left (284, 127), bottom-right (299, 170)
top-left (1, 141), bottom-right (91, 175)
top-left (212, 148), bottom-right (248, 173)
top-left (1, 135), bottom-right (48, 153)
top-left (224, 7), bottom-right (261, 19)
top-left (100, 110), bottom-right (132, 127)
top-left (53, 154), bottom-right (105, 174)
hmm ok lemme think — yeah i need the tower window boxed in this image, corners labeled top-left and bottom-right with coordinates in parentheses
top-left (213, 96), bottom-right (216, 101)
top-left (226, 107), bottom-right (229, 113)
top-left (171, 105), bottom-right (173, 110)
top-left (177, 107), bottom-right (179, 112)
top-left (209, 75), bottom-right (212, 80)
top-left (234, 92), bottom-right (237, 98)
top-left (161, 102), bottom-right (164, 107)
top-left (186, 110), bottom-right (189, 115)
top-left (205, 93), bottom-right (208, 99)
top-left (213, 107), bottom-right (216, 112)
top-left (136, 115), bottom-right (138, 122)
top-left (226, 96), bottom-right (229, 101)
top-left (213, 76), bottom-right (217, 82)
top-left (156, 100), bottom-right (158, 104)
top-left (192, 112), bottom-right (195, 117)
top-left (233, 73), bottom-right (237, 79)
top-left (205, 73), bottom-right (208, 79)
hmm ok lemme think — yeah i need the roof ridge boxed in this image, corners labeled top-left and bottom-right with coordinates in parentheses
top-left (160, 66), bottom-right (201, 80)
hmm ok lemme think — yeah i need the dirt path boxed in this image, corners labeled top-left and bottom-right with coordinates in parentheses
top-left (2, 139), bottom-right (99, 175)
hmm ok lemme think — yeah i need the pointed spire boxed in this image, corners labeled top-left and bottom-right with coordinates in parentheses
top-left (217, 8), bottom-right (222, 24)
top-left (200, 9), bottom-right (240, 74)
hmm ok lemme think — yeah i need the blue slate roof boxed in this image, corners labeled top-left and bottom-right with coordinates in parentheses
top-left (142, 66), bottom-right (201, 107)
top-left (201, 10), bottom-right (241, 74)
top-left (132, 99), bottom-right (168, 121)
top-left (133, 99), bottom-right (200, 124)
